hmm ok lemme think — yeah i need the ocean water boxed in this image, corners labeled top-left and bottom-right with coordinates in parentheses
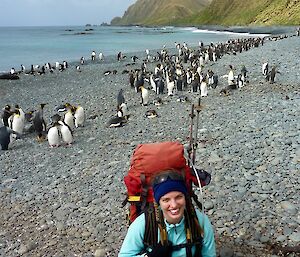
top-left (0, 25), bottom-right (287, 73)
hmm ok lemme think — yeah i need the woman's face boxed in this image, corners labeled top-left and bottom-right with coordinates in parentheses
top-left (159, 191), bottom-right (186, 224)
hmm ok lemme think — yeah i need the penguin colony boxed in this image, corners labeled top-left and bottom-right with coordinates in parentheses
top-left (1, 31), bottom-right (294, 150)
top-left (104, 33), bottom-right (292, 127)
top-left (0, 103), bottom-right (85, 149)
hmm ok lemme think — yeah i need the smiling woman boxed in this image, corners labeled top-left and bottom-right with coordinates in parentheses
top-left (119, 171), bottom-right (216, 257)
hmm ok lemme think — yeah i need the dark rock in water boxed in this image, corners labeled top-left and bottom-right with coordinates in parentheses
top-left (0, 73), bottom-right (20, 80)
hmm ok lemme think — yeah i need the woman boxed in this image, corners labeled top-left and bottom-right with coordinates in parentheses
top-left (119, 171), bottom-right (216, 257)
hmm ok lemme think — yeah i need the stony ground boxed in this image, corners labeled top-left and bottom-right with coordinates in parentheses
top-left (0, 34), bottom-right (299, 257)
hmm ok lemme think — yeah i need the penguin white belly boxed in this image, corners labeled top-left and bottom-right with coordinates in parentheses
top-left (74, 107), bottom-right (85, 128)
top-left (199, 57), bottom-right (204, 66)
top-left (228, 71), bottom-right (234, 85)
top-left (141, 88), bottom-right (149, 105)
top-left (262, 63), bottom-right (267, 74)
top-left (150, 76), bottom-right (156, 92)
top-left (19, 109), bottom-right (25, 122)
top-left (200, 82), bottom-right (208, 97)
top-left (238, 80), bottom-right (244, 88)
top-left (213, 52), bottom-right (217, 62)
top-left (119, 103), bottom-right (128, 117)
top-left (12, 116), bottom-right (24, 134)
top-left (60, 125), bottom-right (73, 144)
top-left (204, 53), bottom-right (209, 63)
top-left (64, 112), bottom-right (74, 130)
top-left (47, 126), bottom-right (60, 147)
top-left (8, 116), bottom-right (14, 129)
top-left (167, 81), bottom-right (175, 96)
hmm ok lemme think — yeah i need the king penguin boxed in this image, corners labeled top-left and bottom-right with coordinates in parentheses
top-left (0, 126), bottom-right (21, 150)
top-left (1, 105), bottom-right (12, 127)
top-left (73, 105), bottom-right (85, 128)
top-left (47, 121), bottom-right (61, 147)
top-left (138, 86), bottom-right (149, 106)
top-left (63, 104), bottom-right (75, 131)
top-left (228, 65), bottom-right (235, 88)
top-left (58, 120), bottom-right (73, 145)
top-left (33, 103), bottom-right (47, 141)
top-left (200, 77), bottom-right (208, 97)
top-left (8, 109), bottom-right (25, 135)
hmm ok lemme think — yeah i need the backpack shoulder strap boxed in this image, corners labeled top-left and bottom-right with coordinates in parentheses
top-left (143, 203), bottom-right (168, 248)
top-left (184, 194), bottom-right (204, 257)
top-left (144, 204), bottom-right (158, 247)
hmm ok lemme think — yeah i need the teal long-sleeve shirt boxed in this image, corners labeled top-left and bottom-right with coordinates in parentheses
top-left (119, 209), bottom-right (216, 257)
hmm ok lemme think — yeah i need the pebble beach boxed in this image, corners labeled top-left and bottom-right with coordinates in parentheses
top-left (0, 33), bottom-right (299, 257)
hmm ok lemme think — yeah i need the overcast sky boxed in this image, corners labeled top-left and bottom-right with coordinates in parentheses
top-left (0, 0), bottom-right (136, 26)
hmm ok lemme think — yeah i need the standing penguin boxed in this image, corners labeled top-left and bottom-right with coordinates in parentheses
top-left (63, 104), bottom-right (75, 131)
top-left (73, 105), bottom-right (85, 128)
top-left (138, 86), bottom-right (149, 106)
top-left (129, 70), bottom-right (135, 88)
top-left (228, 65), bottom-right (235, 88)
top-left (237, 74), bottom-right (245, 89)
top-left (8, 109), bottom-right (25, 135)
top-left (58, 121), bottom-right (73, 145)
top-left (262, 62), bottom-right (269, 76)
top-left (269, 66), bottom-right (280, 84)
top-left (117, 89), bottom-right (125, 106)
top-left (166, 73), bottom-right (175, 96)
top-left (0, 126), bottom-right (21, 150)
top-left (1, 105), bottom-right (12, 126)
top-left (117, 89), bottom-right (128, 118)
top-left (200, 76), bottom-right (208, 97)
top-left (33, 103), bottom-right (47, 142)
top-left (47, 121), bottom-right (61, 147)
top-left (15, 105), bottom-right (25, 123)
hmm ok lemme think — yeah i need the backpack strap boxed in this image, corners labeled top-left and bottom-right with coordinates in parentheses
top-left (154, 202), bottom-right (169, 246)
top-left (185, 194), bottom-right (204, 257)
top-left (144, 203), bottom-right (169, 248)
top-left (144, 203), bottom-right (158, 247)
top-left (190, 190), bottom-right (203, 210)
top-left (140, 174), bottom-right (148, 211)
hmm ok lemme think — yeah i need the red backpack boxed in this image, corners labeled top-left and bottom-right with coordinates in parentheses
top-left (123, 141), bottom-right (208, 223)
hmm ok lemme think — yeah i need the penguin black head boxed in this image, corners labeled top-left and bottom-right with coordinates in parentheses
top-left (14, 109), bottom-right (21, 115)
top-left (25, 111), bottom-right (34, 122)
top-left (51, 114), bottom-right (62, 123)
top-left (40, 103), bottom-right (47, 109)
top-left (65, 103), bottom-right (72, 109)
top-left (4, 105), bottom-right (11, 111)
top-left (71, 106), bottom-right (77, 114)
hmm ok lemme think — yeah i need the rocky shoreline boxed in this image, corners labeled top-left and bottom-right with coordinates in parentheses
top-left (0, 33), bottom-right (299, 257)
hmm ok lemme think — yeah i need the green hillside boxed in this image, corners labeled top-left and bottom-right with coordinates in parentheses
top-left (111, 0), bottom-right (211, 26)
top-left (179, 0), bottom-right (300, 26)
top-left (111, 0), bottom-right (300, 26)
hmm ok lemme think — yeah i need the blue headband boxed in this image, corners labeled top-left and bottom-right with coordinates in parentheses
top-left (153, 178), bottom-right (187, 203)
